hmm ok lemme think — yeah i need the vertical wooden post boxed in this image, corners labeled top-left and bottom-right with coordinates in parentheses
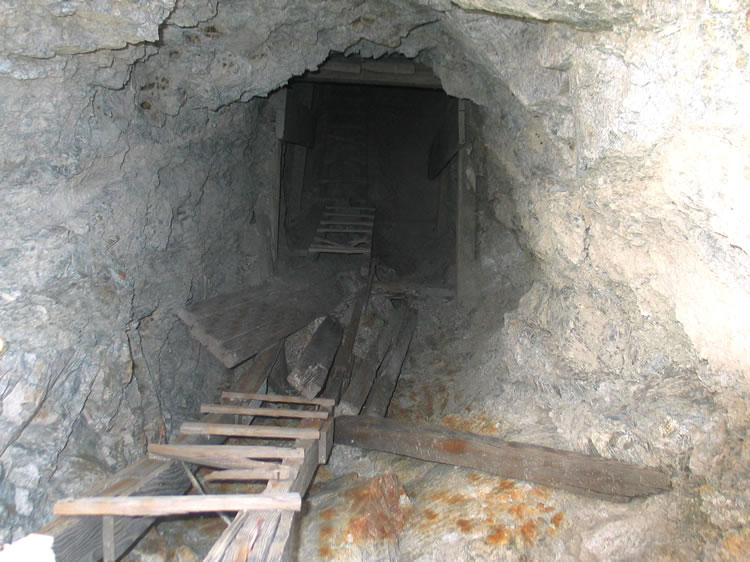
top-left (102, 516), bottom-right (115, 562)
top-left (456, 99), bottom-right (477, 305)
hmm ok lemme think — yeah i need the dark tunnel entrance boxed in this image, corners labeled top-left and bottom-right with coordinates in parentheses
top-left (277, 54), bottom-right (462, 289)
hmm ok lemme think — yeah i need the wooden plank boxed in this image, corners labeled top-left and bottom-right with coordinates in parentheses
top-left (54, 494), bottom-right (301, 517)
top-left (317, 227), bottom-right (373, 233)
top-left (321, 286), bottom-right (369, 402)
top-left (335, 416), bottom-right (673, 500)
top-left (286, 315), bottom-right (343, 399)
top-left (148, 452), bottom-right (281, 471)
top-left (177, 273), bottom-right (343, 368)
top-left (337, 307), bottom-right (404, 416)
top-left (36, 344), bottom-right (281, 562)
top-left (149, 443), bottom-right (304, 460)
top-left (101, 516), bottom-right (115, 562)
top-left (362, 308), bottom-right (418, 417)
top-left (199, 404), bottom-right (329, 420)
top-left (180, 422), bottom-right (320, 440)
top-left (308, 247), bottom-right (371, 255)
top-left (204, 468), bottom-right (292, 482)
top-left (301, 67), bottom-right (441, 89)
top-left (320, 219), bottom-right (374, 226)
top-left (205, 420), bottom-right (323, 561)
top-left (222, 392), bottom-right (335, 408)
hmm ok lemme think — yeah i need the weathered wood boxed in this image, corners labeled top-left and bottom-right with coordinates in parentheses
top-left (177, 273), bottom-right (343, 368)
top-left (286, 316), bottom-right (343, 399)
top-left (321, 287), bottom-right (369, 402)
top-left (101, 516), bottom-right (115, 562)
top-left (148, 452), bottom-right (279, 471)
top-left (222, 391), bottom-right (335, 408)
top-left (337, 307), bottom-right (405, 416)
top-left (204, 467), bottom-right (292, 482)
top-left (200, 404), bottom-right (329, 420)
top-left (362, 308), bottom-right (418, 417)
top-left (335, 416), bottom-right (673, 501)
top-left (302, 65), bottom-right (441, 89)
top-left (36, 344), bottom-right (281, 562)
top-left (149, 443), bottom-right (304, 461)
top-left (54, 494), bottom-right (301, 517)
top-left (428, 97), bottom-right (460, 178)
top-left (204, 420), bottom-right (323, 561)
top-left (180, 421), bottom-right (320, 441)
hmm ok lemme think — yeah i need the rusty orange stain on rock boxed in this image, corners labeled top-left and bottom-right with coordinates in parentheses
top-left (320, 507), bottom-right (336, 521)
top-left (530, 486), bottom-right (549, 498)
top-left (429, 491), bottom-right (466, 505)
top-left (486, 524), bottom-right (510, 546)
top-left (456, 519), bottom-right (473, 533)
top-left (318, 545), bottom-right (333, 557)
top-left (519, 520), bottom-right (537, 545)
top-left (508, 503), bottom-right (528, 520)
top-left (320, 525), bottom-right (334, 538)
top-left (423, 508), bottom-right (438, 521)
top-left (466, 472), bottom-right (482, 482)
top-left (440, 438), bottom-right (467, 454)
top-left (550, 512), bottom-right (564, 528)
top-left (495, 479), bottom-right (516, 491)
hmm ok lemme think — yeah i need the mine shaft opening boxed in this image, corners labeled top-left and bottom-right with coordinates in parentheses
top-left (6, 1), bottom-right (745, 559)
top-left (277, 54), bottom-right (465, 290)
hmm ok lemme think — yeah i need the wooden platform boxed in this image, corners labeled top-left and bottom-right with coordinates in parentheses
top-left (177, 273), bottom-right (344, 368)
top-left (309, 205), bottom-right (375, 255)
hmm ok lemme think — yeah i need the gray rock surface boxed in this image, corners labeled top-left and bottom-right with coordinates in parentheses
top-left (0, 0), bottom-right (749, 558)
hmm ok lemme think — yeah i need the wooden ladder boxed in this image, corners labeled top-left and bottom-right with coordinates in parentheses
top-left (309, 204), bottom-right (375, 255)
top-left (54, 392), bottom-right (334, 562)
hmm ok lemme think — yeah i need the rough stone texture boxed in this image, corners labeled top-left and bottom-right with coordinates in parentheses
top-left (1, 0), bottom-right (749, 558)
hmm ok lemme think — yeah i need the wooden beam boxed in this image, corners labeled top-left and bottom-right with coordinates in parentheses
top-left (337, 307), bottom-right (404, 416)
top-left (204, 468), bottom-right (291, 482)
top-left (299, 66), bottom-right (441, 89)
top-left (361, 308), bottom-right (418, 417)
top-left (286, 316), bottom-right (343, 399)
top-left (179, 422), bottom-right (320, 440)
top-left (222, 391), bottom-right (335, 408)
top-left (322, 287), bottom-right (369, 402)
top-left (36, 343), bottom-right (281, 562)
top-left (335, 416), bottom-right (672, 501)
top-left (54, 494), bottom-right (301, 517)
top-left (148, 443), bottom-right (304, 461)
top-left (200, 404), bottom-right (329, 420)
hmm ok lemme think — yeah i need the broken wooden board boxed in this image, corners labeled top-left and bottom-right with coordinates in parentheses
top-left (335, 416), bottom-right (672, 501)
top-left (287, 315), bottom-right (343, 398)
top-left (322, 286), bottom-right (369, 402)
top-left (36, 343), bottom-right (281, 562)
top-left (361, 308), bottom-right (418, 417)
top-left (177, 272), bottom-right (343, 368)
top-left (337, 306), bottom-right (404, 416)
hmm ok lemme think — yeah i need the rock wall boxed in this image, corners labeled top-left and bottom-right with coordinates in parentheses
top-left (423, 1), bottom-right (750, 555)
top-left (1, 0), bottom-right (749, 555)
top-left (0, 6), bottom-right (282, 542)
